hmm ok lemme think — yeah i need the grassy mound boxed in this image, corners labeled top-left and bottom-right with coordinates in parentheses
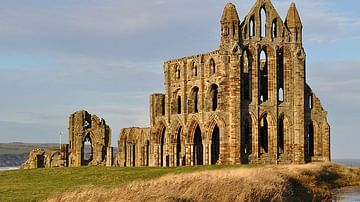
top-left (47, 163), bottom-right (360, 202)
top-left (1, 163), bottom-right (359, 201)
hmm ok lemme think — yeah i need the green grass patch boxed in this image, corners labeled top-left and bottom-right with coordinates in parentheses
top-left (0, 164), bottom-right (253, 202)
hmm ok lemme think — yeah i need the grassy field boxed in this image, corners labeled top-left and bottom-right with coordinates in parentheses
top-left (0, 164), bottom-right (244, 202)
top-left (1, 163), bottom-right (359, 202)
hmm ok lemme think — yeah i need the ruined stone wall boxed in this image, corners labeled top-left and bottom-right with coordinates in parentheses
top-left (68, 110), bottom-right (112, 167)
top-left (117, 127), bottom-right (150, 167)
top-left (21, 148), bottom-right (65, 169)
top-left (117, 0), bottom-right (330, 167)
top-left (21, 111), bottom-right (113, 169)
top-left (305, 84), bottom-right (331, 162)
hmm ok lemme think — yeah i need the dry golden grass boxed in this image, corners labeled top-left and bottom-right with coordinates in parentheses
top-left (46, 163), bottom-right (360, 202)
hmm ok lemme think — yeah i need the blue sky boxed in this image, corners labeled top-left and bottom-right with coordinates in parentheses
top-left (0, 0), bottom-right (359, 159)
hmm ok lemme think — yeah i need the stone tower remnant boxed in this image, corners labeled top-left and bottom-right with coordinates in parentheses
top-left (21, 110), bottom-right (113, 169)
top-left (117, 0), bottom-right (330, 167)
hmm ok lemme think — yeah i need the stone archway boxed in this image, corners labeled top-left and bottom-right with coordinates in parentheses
top-left (244, 117), bottom-right (252, 155)
top-left (36, 154), bottom-right (45, 168)
top-left (160, 127), bottom-right (166, 167)
top-left (260, 115), bottom-right (269, 154)
top-left (193, 125), bottom-right (203, 165)
top-left (211, 125), bottom-right (220, 165)
top-left (176, 127), bottom-right (182, 166)
top-left (82, 134), bottom-right (93, 166)
top-left (278, 117), bottom-right (285, 154)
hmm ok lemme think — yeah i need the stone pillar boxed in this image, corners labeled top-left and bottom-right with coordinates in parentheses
top-left (208, 143), bottom-right (212, 165)
top-left (271, 122), bottom-right (278, 161)
top-left (158, 144), bottom-right (162, 167)
top-left (172, 143), bottom-right (176, 167)
top-left (293, 48), bottom-right (306, 164)
top-left (127, 143), bottom-right (132, 167)
top-left (185, 144), bottom-right (191, 166)
top-left (204, 143), bottom-right (208, 165)
top-left (252, 121), bottom-right (259, 159)
top-left (203, 143), bottom-right (207, 165)
top-left (129, 143), bottom-right (133, 167)
top-left (153, 144), bottom-right (159, 167)
top-left (106, 147), bottom-right (113, 167)
top-left (228, 53), bottom-right (241, 164)
top-left (190, 144), bottom-right (194, 166)
top-left (323, 123), bottom-right (331, 161)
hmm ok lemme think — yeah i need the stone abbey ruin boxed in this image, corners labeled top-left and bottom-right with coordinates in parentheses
top-left (22, 0), bottom-right (330, 169)
top-left (22, 111), bottom-right (113, 169)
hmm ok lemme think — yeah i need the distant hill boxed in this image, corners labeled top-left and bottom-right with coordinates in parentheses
top-left (0, 143), bottom-right (59, 167)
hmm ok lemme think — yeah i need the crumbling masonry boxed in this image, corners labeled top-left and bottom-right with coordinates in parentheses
top-left (117, 0), bottom-right (330, 167)
top-left (22, 110), bottom-right (113, 169)
top-left (22, 0), bottom-right (330, 169)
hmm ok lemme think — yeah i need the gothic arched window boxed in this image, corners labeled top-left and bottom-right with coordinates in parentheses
top-left (210, 58), bottom-right (216, 74)
top-left (259, 49), bottom-right (268, 102)
top-left (260, 8), bottom-right (266, 38)
top-left (210, 84), bottom-right (218, 111)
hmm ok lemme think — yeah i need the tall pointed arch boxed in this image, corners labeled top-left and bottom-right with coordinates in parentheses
top-left (176, 127), bottom-right (182, 166)
top-left (260, 7), bottom-right (266, 38)
top-left (241, 49), bottom-right (252, 101)
top-left (259, 48), bottom-right (268, 102)
top-left (211, 124), bottom-right (220, 165)
top-left (187, 118), bottom-right (203, 166)
top-left (259, 112), bottom-right (275, 155)
top-left (193, 125), bottom-right (203, 165)
top-left (82, 133), bottom-right (93, 166)
top-left (172, 117), bottom-right (185, 166)
top-left (160, 127), bottom-right (166, 166)
top-left (189, 86), bottom-right (200, 113)
top-left (210, 84), bottom-right (218, 111)
top-left (278, 114), bottom-right (286, 154)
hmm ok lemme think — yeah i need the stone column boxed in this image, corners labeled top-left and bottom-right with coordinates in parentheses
top-left (323, 123), bottom-right (331, 161)
top-left (203, 143), bottom-right (207, 165)
top-left (252, 121), bottom-right (259, 160)
top-left (191, 144), bottom-right (195, 166)
top-left (130, 143), bottom-right (134, 167)
top-left (293, 48), bottom-right (306, 164)
top-left (154, 144), bottom-right (159, 167)
top-left (185, 144), bottom-right (190, 166)
top-left (106, 147), bottom-right (113, 167)
top-left (172, 143), bottom-right (176, 167)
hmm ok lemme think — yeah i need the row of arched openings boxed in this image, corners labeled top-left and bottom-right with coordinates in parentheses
top-left (247, 7), bottom-right (278, 39)
top-left (123, 138), bottom-right (150, 167)
top-left (174, 59), bottom-right (217, 80)
top-left (241, 48), bottom-right (284, 103)
top-left (122, 123), bottom-right (315, 166)
top-left (123, 138), bottom-right (136, 167)
top-left (243, 115), bottom-right (315, 157)
top-left (176, 84), bottom-right (218, 115)
top-left (243, 114), bottom-right (285, 155)
top-left (159, 124), bottom-right (220, 166)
